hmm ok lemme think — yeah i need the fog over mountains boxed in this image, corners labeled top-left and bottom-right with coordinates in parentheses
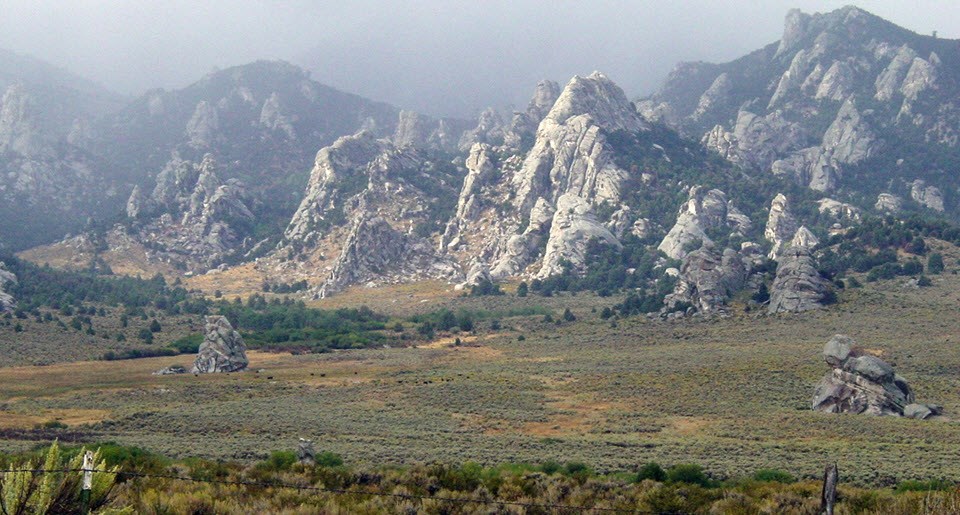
top-left (0, 1), bottom-right (956, 117)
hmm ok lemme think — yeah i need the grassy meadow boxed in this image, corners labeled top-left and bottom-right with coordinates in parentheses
top-left (2, 253), bottom-right (960, 492)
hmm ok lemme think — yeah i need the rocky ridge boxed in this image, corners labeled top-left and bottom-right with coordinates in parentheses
top-left (641, 6), bottom-right (960, 206)
top-left (123, 154), bottom-right (256, 270)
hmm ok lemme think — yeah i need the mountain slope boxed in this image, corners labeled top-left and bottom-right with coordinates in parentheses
top-left (640, 6), bottom-right (960, 215)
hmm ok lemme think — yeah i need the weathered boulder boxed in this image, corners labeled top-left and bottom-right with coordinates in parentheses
top-left (768, 247), bottom-right (832, 314)
top-left (817, 198), bottom-right (861, 221)
top-left (297, 438), bottom-right (316, 465)
top-left (153, 365), bottom-right (187, 375)
top-left (812, 334), bottom-right (940, 418)
top-left (903, 403), bottom-right (943, 420)
top-left (192, 316), bottom-right (248, 373)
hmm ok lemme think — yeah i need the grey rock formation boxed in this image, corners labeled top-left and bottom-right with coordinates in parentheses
top-left (504, 80), bottom-right (561, 149)
top-left (789, 226), bottom-right (820, 252)
top-left (0, 262), bottom-right (16, 312)
top-left (282, 131), bottom-right (461, 296)
top-left (692, 73), bottom-right (732, 121)
top-left (666, 246), bottom-right (750, 313)
top-left (764, 194), bottom-right (799, 259)
top-left (812, 334), bottom-right (940, 418)
top-left (903, 403), bottom-right (943, 420)
top-left (537, 194), bottom-right (621, 279)
top-left (185, 101), bottom-right (220, 148)
top-left (875, 193), bottom-right (903, 212)
top-left (458, 108), bottom-right (505, 151)
top-left (910, 179), bottom-right (944, 212)
top-left (817, 198), bottom-right (862, 221)
top-left (815, 61), bottom-right (855, 101)
top-left (126, 185), bottom-right (145, 219)
top-left (875, 45), bottom-right (917, 101)
top-left (318, 216), bottom-right (458, 298)
top-left (297, 439), bottom-right (316, 465)
top-left (153, 365), bottom-right (187, 375)
top-left (768, 247), bottom-right (832, 314)
top-left (127, 154), bottom-right (255, 269)
top-left (658, 187), bottom-right (740, 260)
top-left (192, 316), bottom-right (248, 373)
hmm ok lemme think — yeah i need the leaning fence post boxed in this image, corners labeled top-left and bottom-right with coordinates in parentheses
top-left (821, 462), bottom-right (838, 515)
top-left (80, 450), bottom-right (94, 515)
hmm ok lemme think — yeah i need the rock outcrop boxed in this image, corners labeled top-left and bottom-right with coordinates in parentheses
top-left (658, 187), bottom-right (747, 260)
top-left (503, 80), bottom-right (561, 149)
top-left (282, 131), bottom-right (461, 296)
top-left (764, 194), bottom-right (799, 260)
top-left (317, 216), bottom-right (458, 298)
top-left (910, 179), bottom-right (944, 212)
top-left (0, 262), bottom-right (16, 312)
top-left (441, 72), bottom-right (659, 282)
top-left (192, 316), bottom-right (248, 373)
top-left (812, 334), bottom-right (941, 418)
top-left (124, 154), bottom-right (255, 270)
top-left (665, 245), bottom-right (751, 313)
top-left (875, 193), bottom-right (903, 212)
top-left (536, 194), bottom-right (621, 279)
top-left (768, 247), bottom-right (832, 314)
top-left (640, 6), bottom-right (960, 197)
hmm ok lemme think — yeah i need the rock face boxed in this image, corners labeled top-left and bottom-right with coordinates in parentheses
top-left (910, 179), bottom-right (944, 212)
top-left (503, 80), bottom-right (561, 149)
top-left (0, 262), bottom-right (16, 312)
top-left (812, 334), bottom-right (940, 418)
top-left (281, 131), bottom-right (461, 297)
top-left (317, 216), bottom-right (458, 298)
top-left (123, 154), bottom-right (255, 270)
top-left (440, 72), bottom-right (659, 283)
top-left (658, 187), bottom-right (748, 260)
top-left (768, 247), bottom-right (832, 314)
top-left (192, 316), bottom-right (248, 373)
top-left (641, 5), bottom-right (960, 197)
top-left (666, 246), bottom-right (751, 313)
top-left (764, 194), bottom-right (799, 259)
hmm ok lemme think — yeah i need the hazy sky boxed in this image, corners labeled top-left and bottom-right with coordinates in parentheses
top-left (0, 1), bottom-right (957, 117)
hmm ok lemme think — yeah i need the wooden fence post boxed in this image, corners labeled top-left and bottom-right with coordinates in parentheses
top-left (821, 462), bottom-right (838, 515)
top-left (80, 450), bottom-right (94, 515)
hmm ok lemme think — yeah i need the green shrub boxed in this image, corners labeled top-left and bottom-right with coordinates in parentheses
top-left (667, 464), bottom-right (711, 487)
top-left (316, 451), bottom-right (344, 468)
top-left (928, 253), bottom-right (945, 274)
top-left (262, 451), bottom-right (297, 472)
top-left (895, 479), bottom-right (953, 493)
top-left (752, 469), bottom-right (795, 483)
top-left (637, 462), bottom-right (667, 482)
top-left (539, 461), bottom-right (562, 475)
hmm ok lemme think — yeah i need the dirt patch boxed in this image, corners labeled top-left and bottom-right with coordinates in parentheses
top-left (0, 409), bottom-right (111, 429)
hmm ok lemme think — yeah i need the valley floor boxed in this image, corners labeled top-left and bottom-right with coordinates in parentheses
top-left (2, 271), bottom-right (960, 486)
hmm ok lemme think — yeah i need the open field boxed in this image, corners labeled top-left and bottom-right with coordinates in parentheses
top-left (2, 257), bottom-right (960, 486)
